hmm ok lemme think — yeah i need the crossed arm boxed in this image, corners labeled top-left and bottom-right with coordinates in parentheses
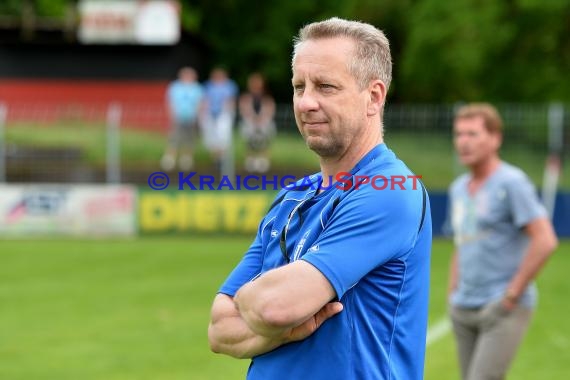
top-left (208, 260), bottom-right (342, 358)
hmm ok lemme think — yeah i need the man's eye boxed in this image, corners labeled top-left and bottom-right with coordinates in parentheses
top-left (319, 84), bottom-right (336, 92)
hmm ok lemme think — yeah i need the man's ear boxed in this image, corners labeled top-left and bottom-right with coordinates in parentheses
top-left (367, 80), bottom-right (386, 117)
top-left (493, 131), bottom-right (503, 150)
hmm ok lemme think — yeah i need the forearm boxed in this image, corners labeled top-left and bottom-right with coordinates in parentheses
top-left (233, 261), bottom-right (335, 337)
top-left (235, 282), bottom-right (301, 337)
top-left (208, 313), bottom-right (285, 359)
top-left (209, 263), bottom-right (343, 357)
top-left (239, 105), bottom-right (255, 121)
top-left (507, 238), bottom-right (555, 297)
top-left (208, 294), bottom-right (286, 358)
top-left (259, 103), bottom-right (275, 126)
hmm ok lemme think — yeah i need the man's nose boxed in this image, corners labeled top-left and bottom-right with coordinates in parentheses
top-left (295, 90), bottom-right (319, 112)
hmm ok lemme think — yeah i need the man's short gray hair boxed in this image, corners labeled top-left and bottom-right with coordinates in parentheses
top-left (292, 17), bottom-right (392, 92)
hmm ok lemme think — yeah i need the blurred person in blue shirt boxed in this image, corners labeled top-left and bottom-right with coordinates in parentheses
top-left (208, 18), bottom-right (432, 380)
top-left (199, 67), bottom-right (239, 168)
top-left (160, 66), bottom-right (203, 171)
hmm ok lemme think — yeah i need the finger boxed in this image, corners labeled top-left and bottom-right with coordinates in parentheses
top-left (328, 301), bottom-right (343, 313)
top-left (323, 302), bottom-right (343, 316)
top-left (314, 302), bottom-right (343, 326)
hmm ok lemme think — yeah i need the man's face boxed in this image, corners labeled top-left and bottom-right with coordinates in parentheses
top-left (211, 69), bottom-right (227, 82)
top-left (180, 69), bottom-right (196, 82)
top-left (453, 116), bottom-right (501, 167)
top-left (291, 37), bottom-right (369, 158)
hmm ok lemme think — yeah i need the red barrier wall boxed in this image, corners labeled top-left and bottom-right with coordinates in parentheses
top-left (0, 80), bottom-right (170, 131)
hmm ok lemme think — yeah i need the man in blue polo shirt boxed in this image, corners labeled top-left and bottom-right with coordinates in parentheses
top-left (208, 18), bottom-right (432, 379)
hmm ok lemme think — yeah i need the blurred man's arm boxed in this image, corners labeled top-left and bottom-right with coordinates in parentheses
top-left (208, 293), bottom-right (342, 358)
top-left (234, 260), bottom-right (339, 337)
top-left (259, 96), bottom-right (276, 125)
top-left (503, 217), bottom-right (558, 309)
top-left (238, 94), bottom-right (254, 121)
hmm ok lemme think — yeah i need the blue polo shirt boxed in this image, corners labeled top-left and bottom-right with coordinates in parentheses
top-left (203, 79), bottom-right (238, 117)
top-left (219, 144), bottom-right (432, 380)
top-left (448, 162), bottom-right (547, 308)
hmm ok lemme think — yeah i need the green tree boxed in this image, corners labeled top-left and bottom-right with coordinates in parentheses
top-left (2, 0), bottom-right (568, 102)
top-left (181, 0), bottom-right (353, 100)
top-left (400, 0), bottom-right (570, 101)
top-left (0, 0), bottom-right (69, 17)
top-left (490, 0), bottom-right (570, 101)
top-left (180, 0), bottom-right (415, 101)
top-left (34, 0), bottom-right (69, 17)
top-left (0, 0), bottom-right (21, 16)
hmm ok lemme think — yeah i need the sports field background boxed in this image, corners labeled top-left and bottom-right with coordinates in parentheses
top-left (4, 122), bottom-right (569, 190)
top-left (1, 237), bottom-right (568, 379)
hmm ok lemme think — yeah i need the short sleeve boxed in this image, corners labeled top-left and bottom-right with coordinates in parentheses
top-left (218, 224), bottom-right (264, 297)
top-left (218, 188), bottom-right (289, 296)
top-left (506, 173), bottom-right (547, 228)
top-left (301, 186), bottom-right (424, 299)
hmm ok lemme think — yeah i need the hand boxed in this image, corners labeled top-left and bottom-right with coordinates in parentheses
top-left (282, 302), bottom-right (343, 343)
top-left (501, 292), bottom-right (519, 312)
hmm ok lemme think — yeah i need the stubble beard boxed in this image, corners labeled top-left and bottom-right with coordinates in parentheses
top-left (304, 132), bottom-right (348, 158)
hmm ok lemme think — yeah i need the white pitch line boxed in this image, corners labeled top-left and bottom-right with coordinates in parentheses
top-left (426, 317), bottom-right (451, 347)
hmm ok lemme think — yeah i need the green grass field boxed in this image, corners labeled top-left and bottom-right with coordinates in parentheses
top-left (1, 237), bottom-right (569, 379)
